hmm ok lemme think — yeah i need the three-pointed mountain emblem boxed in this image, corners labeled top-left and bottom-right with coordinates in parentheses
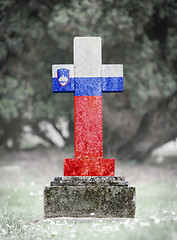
top-left (57, 68), bottom-right (70, 87)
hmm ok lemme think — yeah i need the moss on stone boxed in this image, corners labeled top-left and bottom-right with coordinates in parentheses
top-left (44, 177), bottom-right (136, 218)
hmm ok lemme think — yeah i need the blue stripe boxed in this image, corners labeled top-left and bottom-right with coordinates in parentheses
top-left (52, 77), bottom-right (123, 95)
top-left (102, 77), bottom-right (123, 92)
top-left (74, 77), bottom-right (102, 96)
top-left (53, 77), bottom-right (75, 93)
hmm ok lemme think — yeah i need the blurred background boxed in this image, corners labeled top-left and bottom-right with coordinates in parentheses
top-left (0, 0), bottom-right (177, 164)
top-left (1, 2), bottom-right (177, 238)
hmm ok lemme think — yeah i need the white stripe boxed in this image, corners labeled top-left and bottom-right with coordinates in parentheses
top-left (102, 64), bottom-right (123, 77)
top-left (52, 65), bottom-right (74, 78)
top-left (74, 37), bottom-right (101, 77)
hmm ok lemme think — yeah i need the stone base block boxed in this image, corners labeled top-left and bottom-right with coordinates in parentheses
top-left (44, 177), bottom-right (136, 218)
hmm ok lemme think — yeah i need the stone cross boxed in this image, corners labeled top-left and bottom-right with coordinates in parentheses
top-left (52, 37), bottom-right (123, 176)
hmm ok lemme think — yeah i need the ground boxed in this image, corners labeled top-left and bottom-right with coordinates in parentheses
top-left (0, 147), bottom-right (177, 240)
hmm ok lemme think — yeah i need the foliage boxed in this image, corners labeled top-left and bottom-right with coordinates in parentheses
top-left (0, 0), bottom-right (176, 159)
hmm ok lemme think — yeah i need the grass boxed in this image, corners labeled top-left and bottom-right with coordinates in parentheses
top-left (0, 179), bottom-right (177, 240)
top-left (0, 147), bottom-right (177, 239)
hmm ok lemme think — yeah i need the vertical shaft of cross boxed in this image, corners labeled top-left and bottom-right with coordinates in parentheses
top-left (74, 37), bottom-right (103, 159)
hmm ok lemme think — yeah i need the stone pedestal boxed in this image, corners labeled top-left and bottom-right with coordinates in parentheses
top-left (44, 177), bottom-right (136, 218)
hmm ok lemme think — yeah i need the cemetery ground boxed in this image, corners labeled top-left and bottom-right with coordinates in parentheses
top-left (0, 147), bottom-right (177, 240)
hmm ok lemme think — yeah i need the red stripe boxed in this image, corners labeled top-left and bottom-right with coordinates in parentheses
top-left (74, 96), bottom-right (103, 158)
top-left (64, 158), bottom-right (115, 176)
top-left (63, 95), bottom-right (115, 176)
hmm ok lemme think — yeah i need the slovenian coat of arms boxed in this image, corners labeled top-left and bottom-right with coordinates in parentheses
top-left (57, 68), bottom-right (70, 87)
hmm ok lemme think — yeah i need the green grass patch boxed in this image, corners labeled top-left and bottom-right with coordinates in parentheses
top-left (0, 180), bottom-right (177, 240)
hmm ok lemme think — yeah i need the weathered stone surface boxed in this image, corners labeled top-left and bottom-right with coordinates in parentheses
top-left (44, 176), bottom-right (136, 218)
top-left (51, 176), bottom-right (128, 186)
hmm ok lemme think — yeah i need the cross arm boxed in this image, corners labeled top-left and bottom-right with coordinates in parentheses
top-left (52, 65), bottom-right (75, 93)
top-left (102, 64), bottom-right (123, 92)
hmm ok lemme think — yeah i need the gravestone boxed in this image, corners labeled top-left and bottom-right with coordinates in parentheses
top-left (44, 37), bottom-right (136, 218)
